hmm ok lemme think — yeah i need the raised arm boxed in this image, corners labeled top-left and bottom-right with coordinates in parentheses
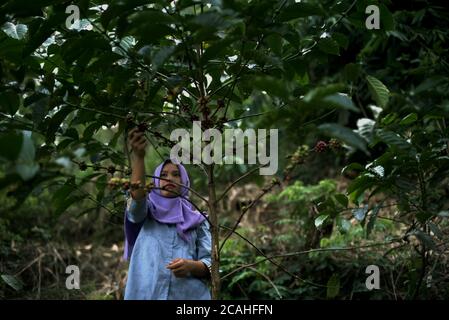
top-left (126, 127), bottom-right (149, 223)
top-left (128, 127), bottom-right (147, 201)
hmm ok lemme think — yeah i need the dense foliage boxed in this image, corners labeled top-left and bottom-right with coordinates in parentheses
top-left (1, 0), bottom-right (448, 299)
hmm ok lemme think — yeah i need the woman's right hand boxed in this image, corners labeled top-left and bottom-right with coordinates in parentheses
top-left (128, 127), bottom-right (148, 159)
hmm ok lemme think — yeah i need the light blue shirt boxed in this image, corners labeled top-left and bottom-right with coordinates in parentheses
top-left (124, 195), bottom-right (212, 300)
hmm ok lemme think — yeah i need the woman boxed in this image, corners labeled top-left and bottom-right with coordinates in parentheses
top-left (123, 127), bottom-right (211, 300)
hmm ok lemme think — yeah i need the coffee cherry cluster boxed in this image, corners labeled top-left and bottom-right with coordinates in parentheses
top-left (313, 139), bottom-right (343, 153)
top-left (314, 140), bottom-right (328, 153)
top-left (125, 113), bottom-right (149, 133)
top-left (197, 95), bottom-right (210, 107)
top-left (290, 145), bottom-right (310, 164)
top-left (198, 95), bottom-right (211, 120)
top-left (283, 145), bottom-right (310, 181)
top-left (108, 178), bottom-right (154, 192)
top-left (328, 138), bottom-right (342, 150)
top-left (262, 177), bottom-right (281, 192)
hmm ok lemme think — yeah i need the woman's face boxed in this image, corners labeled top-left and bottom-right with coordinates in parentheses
top-left (159, 162), bottom-right (182, 197)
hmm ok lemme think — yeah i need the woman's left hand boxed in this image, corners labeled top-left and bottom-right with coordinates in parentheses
top-left (166, 258), bottom-right (193, 278)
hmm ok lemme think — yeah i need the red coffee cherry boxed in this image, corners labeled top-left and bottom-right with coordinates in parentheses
top-left (314, 140), bottom-right (328, 153)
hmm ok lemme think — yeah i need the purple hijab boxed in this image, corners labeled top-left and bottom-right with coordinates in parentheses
top-left (122, 159), bottom-right (206, 261)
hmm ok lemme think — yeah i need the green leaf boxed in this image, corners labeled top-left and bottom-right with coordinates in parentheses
top-left (318, 38), bottom-right (339, 55)
top-left (333, 32), bottom-right (349, 50)
top-left (132, 24), bottom-right (174, 44)
top-left (366, 75), bottom-right (390, 108)
top-left (128, 9), bottom-right (176, 26)
top-left (100, 0), bottom-right (150, 28)
top-left (334, 194), bottom-right (348, 208)
top-left (54, 195), bottom-right (84, 217)
top-left (338, 218), bottom-right (351, 234)
top-left (1, 22), bottom-right (28, 40)
top-left (0, 132), bottom-right (23, 161)
top-left (326, 273), bottom-right (340, 298)
top-left (381, 113), bottom-right (397, 125)
top-left (52, 177), bottom-right (77, 209)
top-left (314, 214), bottom-right (329, 228)
top-left (0, 90), bottom-right (20, 115)
top-left (347, 174), bottom-right (375, 194)
top-left (0, 0), bottom-right (67, 15)
top-left (200, 38), bottom-right (234, 64)
top-left (45, 105), bottom-right (74, 143)
top-left (229, 270), bottom-right (253, 288)
top-left (190, 11), bottom-right (234, 30)
top-left (127, 9), bottom-right (177, 43)
top-left (414, 76), bottom-right (446, 94)
top-left (1, 274), bottom-right (24, 291)
top-left (95, 174), bottom-right (108, 202)
top-left (437, 211), bottom-right (449, 218)
top-left (23, 13), bottom-right (66, 56)
top-left (347, 174), bottom-right (376, 205)
top-left (318, 123), bottom-right (368, 154)
top-left (380, 4), bottom-right (394, 31)
top-left (414, 231), bottom-right (436, 251)
top-left (399, 113), bottom-right (418, 125)
top-left (250, 76), bottom-right (290, 98)
top-left (343, 63), bottom-right (361, 82)
top-left (341, 162), bottom-right (364, 175)
top-left (366, 204), bottom-right (381, 238)
top-left (321, 93), bottom-right (359, 112)
top-left (376, 129), bottom-right (414, 153)
top-left (303, 84), bottom-right (345, 101)
top-left (266, 33), bottom-right (283, 56)
top-left (428, 222), bottom-right (443, 240)
top-left (152, 46), bottom-right (176, 71)
top-left (279, 3), bottom-right (324, 21)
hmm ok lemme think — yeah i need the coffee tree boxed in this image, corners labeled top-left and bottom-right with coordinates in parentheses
top-left (1, 0), bottom-right (448, 299)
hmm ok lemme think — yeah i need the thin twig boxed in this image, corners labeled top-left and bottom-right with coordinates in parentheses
top-left (247, 266), bottom-right (283, 299)
top-left (216, 165), bottom-right (264, 203)
top-left (219, 224), bottom-right (327, 288)
top-left (219, 181), bottom-right (278, 254)
top-left (221, 239), bottom-right (402, 281)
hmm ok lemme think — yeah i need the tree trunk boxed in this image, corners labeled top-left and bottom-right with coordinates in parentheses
top-left (207, 164), bottom-right (221, 299)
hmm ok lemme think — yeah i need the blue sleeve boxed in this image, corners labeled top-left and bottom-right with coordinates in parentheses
top-left (125, 191), bottom-right (148, 223)
top-left (196, 219), bottom-right (212, 270)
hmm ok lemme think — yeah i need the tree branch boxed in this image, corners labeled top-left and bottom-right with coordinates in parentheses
top-left (216, 165), bottom-right (264, 203)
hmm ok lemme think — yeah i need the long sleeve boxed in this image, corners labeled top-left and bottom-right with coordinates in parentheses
top-left (125, 191), bottom-right (148, 223)
top-left (196, 219), bottom-right (212, 273)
